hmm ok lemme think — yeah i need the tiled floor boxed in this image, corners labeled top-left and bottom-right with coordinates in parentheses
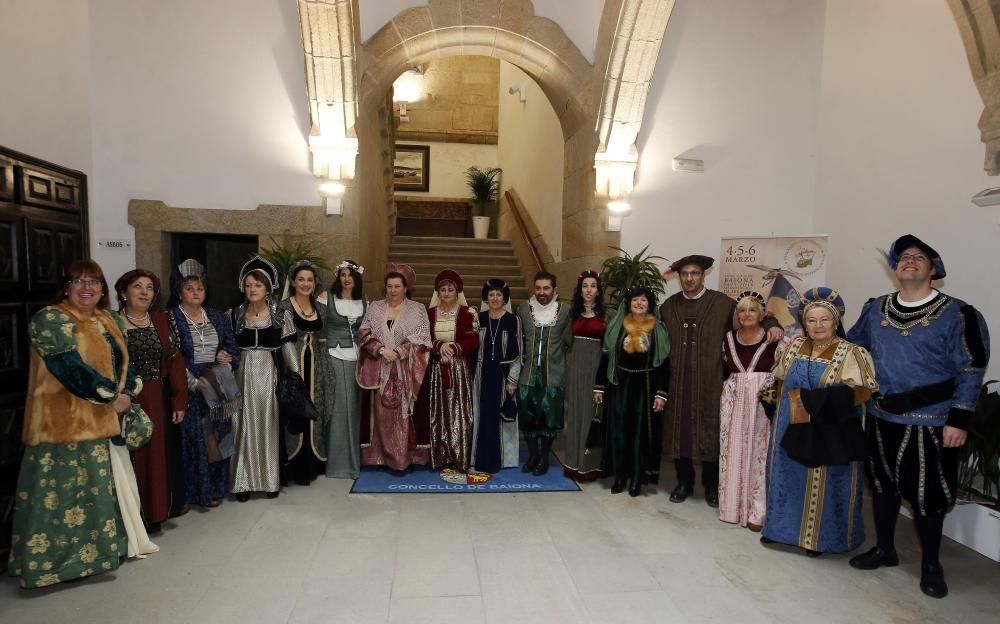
top-left (2, 466), bottom-right (998, 624)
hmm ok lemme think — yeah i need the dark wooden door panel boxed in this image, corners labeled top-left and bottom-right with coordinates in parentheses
top-left (0, 215), bottom-right (21, 287)
top-left (18, 166), bottom-right (80, 213)
top-left (0, 155), bottom-right (13, 203)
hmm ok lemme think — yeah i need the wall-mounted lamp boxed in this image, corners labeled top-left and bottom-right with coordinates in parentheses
top-left (607, 200), bottom-right (631, 231)
top-left (320, 180), bottom-right (346, 215)
top-left (392, 66), bottom-right (424, 123)
top-left (508, 86), bottom-right (528, 103)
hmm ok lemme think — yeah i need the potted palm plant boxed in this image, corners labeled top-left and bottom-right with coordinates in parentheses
top-left (259, 236), bottom-right (330, 298)
top-left (942, 379), bottom-right (1000, 561)
top-left (600, 245), bottom-right (667, 308)
top-left (465, 166), bottom-right (502, 239)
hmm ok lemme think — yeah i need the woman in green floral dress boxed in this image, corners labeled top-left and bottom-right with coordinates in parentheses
top-left (9, 260), bottom-right (139, 588)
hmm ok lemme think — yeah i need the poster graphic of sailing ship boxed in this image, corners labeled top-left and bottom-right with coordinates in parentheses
top-left (719, 236), bottom-right (828, 336)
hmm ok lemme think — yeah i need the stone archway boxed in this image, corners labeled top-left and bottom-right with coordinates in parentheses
top-left (298, 0), bottom-right (676, 284)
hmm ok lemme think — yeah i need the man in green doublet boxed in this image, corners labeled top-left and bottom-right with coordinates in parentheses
top-left (515, 272), bottom-right (573, 475)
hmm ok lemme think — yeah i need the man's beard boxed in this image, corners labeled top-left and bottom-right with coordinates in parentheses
top-left (535, 293), bottom-right (552, 305)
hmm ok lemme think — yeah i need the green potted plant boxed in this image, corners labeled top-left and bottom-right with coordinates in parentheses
top-left (259, 236), bottom-right (330, 297)
top-left (464, 165), bottom-right (502, 239)
top-left (958, 380), bottom-right (1000, 502)
top-left (943, 379), bottom-right (1000, 562)
top-left (600, 245), bottom-right (667, 308)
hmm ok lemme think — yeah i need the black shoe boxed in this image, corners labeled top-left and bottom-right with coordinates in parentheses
top-left (669, 483), bottom-right (693, 503)
top-left (849, 546), bottom-right (899, 570)
top-left (920, 562), bottom-right (948, 598)
top-left (146, 522), bottom-right (162, 534)
top-left (266, 491), bottom-right (279, 499)
top-left (522, 438), bottom-right (540, 473)
top-left (236, 492), bottom-right (251, 502)
top-left (805, 549), bottom-right (822, 558)
top-left (705, 487), bottom-right (719, 508)
top-left (760, 535), bottom-right (775, 544)
top-left (610, 478), bottom-right (626, 494)
top-left (532, 453), bottom-right (550, 476)
top-left (532, 437), bottom-right (552, 476)
top-left (628, 481), bottom-right (642, 497)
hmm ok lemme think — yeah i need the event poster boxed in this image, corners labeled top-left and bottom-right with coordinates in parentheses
top-left (719, 235), bottom-right (828, 335)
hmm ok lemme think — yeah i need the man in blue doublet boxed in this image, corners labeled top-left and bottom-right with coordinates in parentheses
top-left (847, 234), bottom-right (990, 599)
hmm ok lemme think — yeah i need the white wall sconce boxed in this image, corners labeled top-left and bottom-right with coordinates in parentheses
top-left (971, 187), bottom-right (1000, 206)
top-left (508, 86), bottom-right (528, 103)
top-left (607, 200), bottom-right (631, 232)
top-left (393, 66), bottom-right (424, 123)
top-left (320, 180), bottom-right (346, 215)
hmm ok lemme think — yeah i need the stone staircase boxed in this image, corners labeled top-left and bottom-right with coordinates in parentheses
top-left (388, 236), bottom-right (531, 305)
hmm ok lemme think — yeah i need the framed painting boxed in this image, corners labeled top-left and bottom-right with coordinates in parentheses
top-left (393, 144), bottom-right (430, 192)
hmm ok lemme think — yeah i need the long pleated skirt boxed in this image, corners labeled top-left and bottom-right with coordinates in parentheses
top-left (231, 350), bottom-right (282, 494)
top-left (326, 358), bottom-right (361, 479)
top-left (563, 336), bottom-right (603, 476)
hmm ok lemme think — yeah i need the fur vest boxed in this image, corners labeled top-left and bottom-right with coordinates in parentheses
top-left (23, 304), bottom-right (132, 445)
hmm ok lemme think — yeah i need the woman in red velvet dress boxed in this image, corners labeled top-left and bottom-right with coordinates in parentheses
top-left (115, 269), bottom-right (188, 531)
top-left (413, 269), bottom-right (480, 472)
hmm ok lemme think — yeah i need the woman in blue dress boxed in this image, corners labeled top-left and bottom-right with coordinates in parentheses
top-left (471, 278), bottom-right (522, 473)
top-left (761, 287), bottom-right (878, 556)
top-left (167, 260), bottom-right (241, 509)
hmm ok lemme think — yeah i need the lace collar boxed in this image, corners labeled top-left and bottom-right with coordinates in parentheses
top-left (528, 296), bottom-right (560, 327)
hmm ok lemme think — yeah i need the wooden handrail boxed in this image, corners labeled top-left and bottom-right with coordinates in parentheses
top-left (504, 190), bottom-right (546, 273)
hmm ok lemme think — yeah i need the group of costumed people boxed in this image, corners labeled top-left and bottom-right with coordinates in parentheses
top-left (8, 233), bottom-right (989, 600)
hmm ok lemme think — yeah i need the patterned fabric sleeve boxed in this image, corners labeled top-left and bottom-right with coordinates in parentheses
top-left (845, 297), bottom-right (878, 350)
top-left (279, 309), bottom-right (301, 375)
top-left (506, 315), bottom-right (522, 383)
top-left (453, 307), bottom-right (481, 356)
top-left (112, 311), bottom-right (143, 399)
top-left (948, 305), bottom-right (991, 428)
top-left (207, 307), bottom-right (241, 371)
top-left (838, 344), bottom-right (880, 405)
top-left (29, 307), bottom-right (119, 403)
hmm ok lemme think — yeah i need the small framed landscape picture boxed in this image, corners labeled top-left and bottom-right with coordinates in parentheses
top-left (393, 144), bottom-right (430, 192)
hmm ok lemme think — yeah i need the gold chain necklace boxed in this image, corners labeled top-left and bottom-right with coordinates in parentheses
top-left (881, 294), bottom-right (948, 336)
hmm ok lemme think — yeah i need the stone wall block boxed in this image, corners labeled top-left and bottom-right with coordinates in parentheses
top-left (428, 0), bottom-right (462, 29)
top-left (461, 0), bottom-right (500, 27)
top-left (364, 22), bottom-right (404, 60)
top-left (393, 7), bottom-right (434, 42)
top-left (524, 16), bottom-right (574, 61)
top-left (498, 0), bottom-right (534, 35)
top-left (461, 26), bottom-right (498, 57)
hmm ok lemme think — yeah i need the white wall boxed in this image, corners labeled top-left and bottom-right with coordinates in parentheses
top-left (623, 0), bottom-right (826, 295)
top-left (0, 0), bottom-right (92, 173)
top-left (497, 61), bottom-right (564, 259)
top-left (86, 0), bottom-right (319, 282)
top-left (358, 0), bottom-right (601, 62)
top-left (814, 0), bottom-right (999, 375)
top-left (393, 141), bottom-right (498, 198)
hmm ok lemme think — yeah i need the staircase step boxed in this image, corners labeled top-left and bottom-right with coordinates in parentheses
top-left (406, 262), bottom-right (522, 275)
top-left (393, 236), bottom-right (512, 246)
top-left (391, 241), bottom-right (512, 253)
top-left (394, 258), bottom-right (519, 269)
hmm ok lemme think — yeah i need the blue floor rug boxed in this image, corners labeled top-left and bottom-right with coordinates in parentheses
top-left (350, 450), bottom-right (581, 494)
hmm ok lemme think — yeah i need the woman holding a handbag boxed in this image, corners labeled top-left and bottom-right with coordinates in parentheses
top-left (760, 288), bottom-right (878, 556)
top-left (591, 286), bottom-right (670, 497)
top-left (470, 279), bottom-right (521, 474)
top-left (562, 271), bottom-right (606, 481)
top-left (115, 268), bottom-right (188, 532)
top-left (10, 260), bottom-right (144, 588)
top-left (229, 256), bottom-right (299, 501)
top-left (278, 261), bottom-right (330, 485)
top-left (168, 260), bottom-right (241, 510)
